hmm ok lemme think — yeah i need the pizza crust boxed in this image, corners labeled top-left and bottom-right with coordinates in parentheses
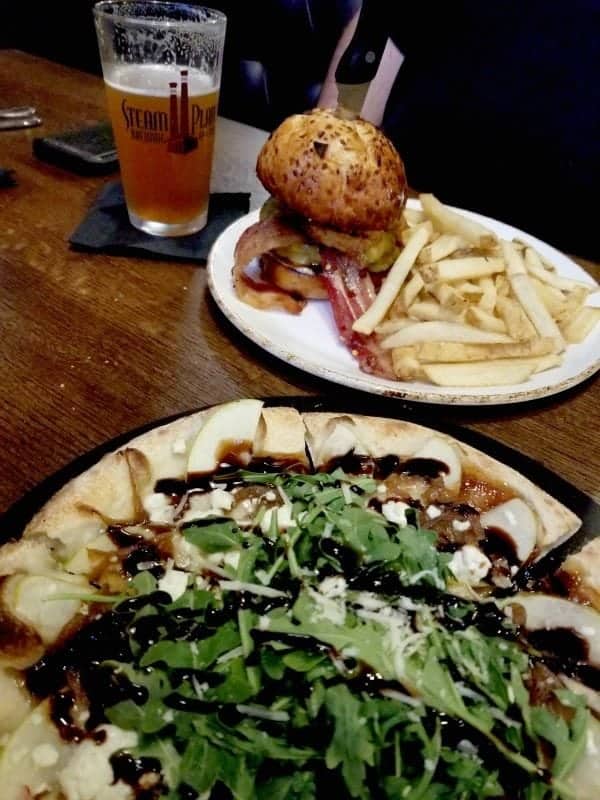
top-left (21, 405), bottom-right (581, 562)
top-left (559, 538), bottom-right (600, 610)
top-left (303, 411), bottom-right (579, 554)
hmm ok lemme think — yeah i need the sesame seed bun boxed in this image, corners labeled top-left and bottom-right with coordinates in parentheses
top-left (256, 108), bottom-right (407, 233)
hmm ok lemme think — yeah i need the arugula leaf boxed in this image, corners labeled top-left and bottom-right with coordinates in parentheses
top-left (179, 737), bottom-right (220, 794)
top-left (183, 519), bottom-right (243, 552)
top-left (257, 772), bottom-right (316, 800)
top-left (210, 656), bottom-right (256, 703)
top-left (531, 691), bottom-right (589, 779)
top-left (324, 684), bottom-right (375, 798)
top-left (335, 507), bottom-right (402, 562)
top-left (95, 465), bottom-right (592, 800)
top-left (392, 527), bottom-right (450, 587)
top-left (140, 622), bottom-right (240, 668)
top-left (265, 590), bottom-right (396, 679)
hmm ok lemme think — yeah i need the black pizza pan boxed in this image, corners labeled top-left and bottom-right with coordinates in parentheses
top-left (2, 396), bottom-right (598, 584)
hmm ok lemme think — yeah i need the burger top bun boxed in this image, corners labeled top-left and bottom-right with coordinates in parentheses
top-left (256, 108), bottom-right (407, 233)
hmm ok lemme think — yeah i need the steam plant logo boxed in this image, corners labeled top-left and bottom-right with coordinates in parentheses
top-left (167, 70), bottom-right (198, 154)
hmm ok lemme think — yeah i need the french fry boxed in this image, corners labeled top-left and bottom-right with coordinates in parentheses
top-left (429, 282), bottom-right (468, 313)
top-left (465, 306), bottom-right (507, 334)
top-left (403, 207), bottom-right (425, 226)
top-left (400, 220), bottom-right (434, 246)
top-left (422, 257), bottom-right (504, 283)
top-left (530, 354), bottom-right (563, 373)
top-left (357, 199), bottom-right (598, 389)
top-left (524, 247), bottom-right (594, 292)
top-left (374, 318), bottom-right (414, 335)
top-left (380, 320), bottom-right (513, 349)
top-left (501, 241), bottom-right (565, 351)
top-left (561, 307), bottom-right (600, 343)
top-left (405, 338), bottom-right (555, 363)
top-left (401, 272), bottom-right (425, 311)
top-left (553, 287), bottom-right (590, 327)
top-left (530, 277), bottom-right (566, 316)
top-left (495, 274), bottom-right (511, 297)
top-left (455, 281), bottom-right (485, 295)
top-left (407, 301), bottom-right (463, 322)
top-left (478, 277), bottom-right (497, 314)
top-left (422, 360), bottom-right (536, 387)
top-left (417, 233), bottom-right (468, 264)
top-left (419, 193), bottom-right (498, 248)
top-left (496, 296), bottom-right (537, 341)
top-left (391, 348), bottom-right (424, 380)
top-left (514, 239), bottom-right (557, 271)
top-left (353, 226), bottom-right (429, 335)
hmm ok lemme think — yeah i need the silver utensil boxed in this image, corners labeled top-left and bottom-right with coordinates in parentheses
top-left (0, 116), bottom-right (42, 131)
top-left (0, 106), bottom-right (38, 119)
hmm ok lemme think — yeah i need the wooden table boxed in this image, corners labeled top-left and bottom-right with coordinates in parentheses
top-left (1, 50), bottom-right (598, 515)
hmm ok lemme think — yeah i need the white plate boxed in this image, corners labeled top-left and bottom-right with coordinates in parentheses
top-left (207, 199), bottom-right (600, 405)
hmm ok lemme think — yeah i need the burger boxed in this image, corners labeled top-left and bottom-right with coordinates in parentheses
top-left (232, 108), bottom-right (408, 375)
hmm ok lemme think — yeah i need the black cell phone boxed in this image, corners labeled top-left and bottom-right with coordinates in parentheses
top-left (33, 122), bottom-right (119, 176)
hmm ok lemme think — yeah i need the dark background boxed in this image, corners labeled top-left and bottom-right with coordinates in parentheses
top-left (2, 0), bottom-right (360, 131)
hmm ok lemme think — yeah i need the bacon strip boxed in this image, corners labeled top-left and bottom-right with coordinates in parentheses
top-left (321, 249), bottom-right (394, 379)
top-left (233, 217), bottom-right (308, 313)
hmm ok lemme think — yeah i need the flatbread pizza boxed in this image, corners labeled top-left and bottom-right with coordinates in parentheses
top-left (0, 399), bottom-right (598, 800)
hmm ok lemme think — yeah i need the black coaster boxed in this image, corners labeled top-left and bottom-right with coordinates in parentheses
top-left (69, 181), bottom-right (250, 262)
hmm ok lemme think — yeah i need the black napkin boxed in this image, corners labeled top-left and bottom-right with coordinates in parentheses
top-left (69, 181), bottom-right (250, 262)
top-left (0, 168), bottom-right (17, 188)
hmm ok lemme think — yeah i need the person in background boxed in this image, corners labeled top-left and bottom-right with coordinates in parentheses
top-left (319, 1), bottom-right (600, 260)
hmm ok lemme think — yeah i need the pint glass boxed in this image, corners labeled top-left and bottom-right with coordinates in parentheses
top-left (93, 2), bottom-right (226, 236)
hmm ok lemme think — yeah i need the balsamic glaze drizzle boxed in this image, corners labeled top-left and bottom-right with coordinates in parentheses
top-left (20, 449), bottom-right (586, 799)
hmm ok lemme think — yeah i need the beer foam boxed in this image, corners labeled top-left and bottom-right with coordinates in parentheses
top-left (105, 64), bottom-right (216, 97)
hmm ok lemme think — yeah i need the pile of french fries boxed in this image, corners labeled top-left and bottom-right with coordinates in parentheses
top-left (352, 194), bottom-right (600, 387)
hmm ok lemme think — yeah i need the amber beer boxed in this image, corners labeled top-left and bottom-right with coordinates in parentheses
top-left (105, 64), bottom-right (219, 233)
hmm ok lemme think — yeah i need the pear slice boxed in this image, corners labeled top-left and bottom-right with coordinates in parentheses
top-left (0, 667), bottom-right (33, 736)
top-left (63, 532), bottom-right (117, 575)
top-left (412, 436), bottom-right (462, 492)
top-left (2, 574), bottom-right (91, 645)
top-left (565, 716), bottom-right (600, 800)
top-left (505, 593), bottom-right (600, 667)
top-left (187, 399), bottom-right (264, 475)
top-left (480, 498), bottom-right (538, 563)
top-left (0, 699), bottom-right (71, 800)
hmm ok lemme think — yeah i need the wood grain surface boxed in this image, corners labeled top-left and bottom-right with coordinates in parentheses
top-left (0, 51), bottom-right (598, 514)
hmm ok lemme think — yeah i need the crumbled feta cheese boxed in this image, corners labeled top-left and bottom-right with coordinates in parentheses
top-left (260, 504), bottom-right (295, 534)
top-left (353, 592), bottom-right (389, 611)
top-left (449, 545), bottom-right (491, 586)
top-left (307, 587), bottom-right (346, 626)
top-left (178, 488), bottom-right (235, 524)
top-left (210, 488), bottom-right (234, 511)
top-left (425, 504), bottom-right (442, 520)
top-left (172, 437), bottom-right (187, 455)
top-left (452, 518), bottom-right (471, 532)
top-left (318, 576), bottom-right (347, 598)
top-left (32, 743), bottom-right (59, 768)
top-left (158, 568), bottom-right (188, 601)
top-left (265, 490), bottom-right (277, 501)
top-left (457, 739), bottom-right (479, 756)
top-left (258, 615), bottom-right (271, 630)
top-left (381, 500), bottom-right (411, 526)
top-left (143, 492), bottom-right (174, 524)
top-left (222, 550), bottom-right (241, 570)
top-left (377, 484), bottom-right (387, 495)
top-left (58, 725), bottom-right (138, 800)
